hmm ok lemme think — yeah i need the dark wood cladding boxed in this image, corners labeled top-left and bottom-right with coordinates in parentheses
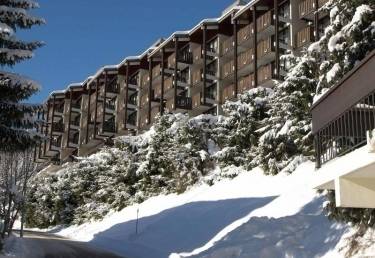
top-left (296, 26), bottom-right (314, 48)
top-left (256, 10), bottom-right (273, 32)
top-left (312, 50), bottom-right (375, 134)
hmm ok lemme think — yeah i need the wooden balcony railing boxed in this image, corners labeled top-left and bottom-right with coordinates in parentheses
top-left (192, 93), bottom-right (202, 109)
top-left (222, 84), bottom-right (236, 102)
top-left (192, 46), bottom-right (202, 62)
top-left (140, 94), bottom-right (149, 107)
top-left (154, 84), bottom-right (162, 99)
top-left (257, 63), bottom-right (275, 85)
top-left (164, 76), bottom-right (174, 92)
top-left (238, 23), bottom-right (254, 45)
top-left (192, 69), bottom-right (203, 86)
top-left (178, 52), bottom-right (193, 64)
top-left (221, 36), bottom-right (234, 56)
top-left (256, 10), bottom-right (273, 32)
top-left (52, 122), bottom-right (64, 133)
top-left (238, 74), bottom-right (255, 94)
top-left (257, 37), bottom-right (274, 58)
top-left (238, 48), bottom-right (254, 70)
top-left (222, 59), bottom-right (235, 79)
top-left (152, 64), bottom-right (161, 78)
top-left (141, 74), bottom-right (150, 89)
top-left (296, 25), bottom-right (314, 48)
top-left (51, 136), bottom-right (62, 148)
top-left (299, 0), bottom-right (315, 18)
top-left (103, 120), bottom-right (116, 133)
top-left (166, 96), bottom-right (192, 111)
top-left (168, 53), bottom-right (176, 68)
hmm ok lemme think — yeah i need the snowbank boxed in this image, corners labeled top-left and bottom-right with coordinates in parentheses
top-left (51, 161), bottom-right (352, 258)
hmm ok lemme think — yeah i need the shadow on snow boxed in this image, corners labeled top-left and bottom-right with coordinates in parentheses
top-left (89, 197), bottom-right (276, 258)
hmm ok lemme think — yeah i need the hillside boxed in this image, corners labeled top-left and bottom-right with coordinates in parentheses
top-left (48, 161), bottom-right (352, 258)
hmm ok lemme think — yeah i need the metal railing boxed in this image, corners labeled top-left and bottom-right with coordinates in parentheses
top-left (315, 90), bottom-right (375, 167)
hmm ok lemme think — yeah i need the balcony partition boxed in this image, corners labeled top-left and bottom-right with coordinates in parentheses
top-left (222, 59), bottom-right (235, 79)
top-left (221, 36), bottom-right (234, 56)
top-left (257, 37), bottom-right (274, 58)
top-left (256, 10), bottom-right (273, 32)
top-left (238, 48), bottom-right (254, 70)
top-left (296, 26), bottom-right (314, 48)
top-left (238, 23), bottom-right (254, 45)
top-left (238, 74), bottom-right (255, 94)
top-left (222, 84), bottom-right (236, 102)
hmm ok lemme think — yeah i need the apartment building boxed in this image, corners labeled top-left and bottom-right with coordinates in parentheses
top-left (35, 0), bottom-right (330, 164)
top-left (313, 50), bottom-right (375, 209)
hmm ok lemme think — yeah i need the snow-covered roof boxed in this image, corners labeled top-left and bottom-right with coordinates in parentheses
top-left (149, 31), bottom-right (190, 57)
top-left (119, 38), bottom-right (164, 67)
top-left (232, 0), bottom-right (257, 20)
top-left (88, 64), bottom-right (119, 85)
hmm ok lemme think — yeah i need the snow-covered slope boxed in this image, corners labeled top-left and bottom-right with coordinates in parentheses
top-left (50, 161), bottom-right (355, 258)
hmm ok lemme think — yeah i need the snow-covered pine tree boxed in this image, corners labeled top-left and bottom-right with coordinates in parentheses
top-left (214, 88), bottom-right (272, 168)
top-left (255, 53), bottom-right (318, 175)
top-left (0, 0), bottom-right (44, 150)
top-left (313, 0), bottom-right (375, 97)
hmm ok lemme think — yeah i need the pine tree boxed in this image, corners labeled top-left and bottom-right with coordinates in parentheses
top-left (0, 0), bottom-right (45, 150)
top-left (254, 53), bottom-right (318, 175)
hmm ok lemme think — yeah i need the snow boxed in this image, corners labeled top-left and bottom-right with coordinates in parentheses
top-left (326, 63), bottom-right (341, 83)
top-left (50, 161), bottom-right (352, 258)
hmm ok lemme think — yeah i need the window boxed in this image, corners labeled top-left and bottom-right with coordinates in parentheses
top-left (279, 27), bottom-right (290, 45)
top-left (279, 1), bottom-right (290, 19)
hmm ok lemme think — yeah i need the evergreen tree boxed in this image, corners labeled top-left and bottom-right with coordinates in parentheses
top-left (256, 53), bottom-right (318, 175)
top-left (0, 0), bottom-right (44, 150)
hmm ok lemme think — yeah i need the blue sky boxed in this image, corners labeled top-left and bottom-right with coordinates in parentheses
top-left (12, 0), bottom-right (234, 103)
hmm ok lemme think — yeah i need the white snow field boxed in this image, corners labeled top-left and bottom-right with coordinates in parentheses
top-left (53, 161), bottom-right (352, 258)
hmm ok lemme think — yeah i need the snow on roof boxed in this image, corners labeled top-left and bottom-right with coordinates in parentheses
top-left (119, 38), bottom-right (164, 67)
top-left (149, 31), bottom-right (190, 57)
top-left (232, 0), bottom-right (257, 20)
top-left (88, 64), bottom-right (119, 85)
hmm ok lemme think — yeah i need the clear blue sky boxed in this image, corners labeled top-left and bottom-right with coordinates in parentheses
top-left (12, 0), bottom-right (234, 103)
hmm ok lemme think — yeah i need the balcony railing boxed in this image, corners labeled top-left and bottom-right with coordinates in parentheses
top-left (51, 137), bottom-right (62, 148)
top-left (106, 78), bottom-right (120, 94)
top-left (296, 26), bottom-right (314, 48)
top-left (221, 36), bottom-right (234, 56)
top-left (103, 120), bottom-right (116, 133)
top-left (238, 23), bottom-right (254, 45)
top-left (164, 77), bottom-right (174, 92)
top-left (152, 64), bottom-right (162, 78)
top-left (105, 102), bottom-right (116, 111)
top-left (140, 94), bottom-right (149, 107)
top-left (55, 106), bottom-right (64, 114)
top-left (312, 51), bottom-right (375, 167)
top-left (222, 84), bottom-right (236, 102)
top-left (222, 59), bottom-right (235, 79)
top-left (256, 10), bottom-right (273, 33)
top-left (52, 123), bottom-right (64, 133)
top-left (192, 46), bottom-right (202, 62)
top-left (154, 84), bottom-right (162, 99)
top-left (70, 118), bottom-right (80, 127)
top-left (192, 69), bottom-right (203, 86)
top-left (257, 37), bottom-right (274, 58)
top-left (238, 74), bottom-right (255, 94)
top-left (71, 101), bottom-right (81, 110)
top-left (141, 74), bottom-right (150, 89)
top-left (69, 133), bottom-right (79, 145)
top-left (299, 0), bottom-right (315, 18)
top-left (177, 52), bottom-right (193, 64)
top-left (166, 96), bottom-right (192, 111)
top-left (257, 63), bottom-right (275, 85)
top-left (238, 48), bottom-right (254, 70)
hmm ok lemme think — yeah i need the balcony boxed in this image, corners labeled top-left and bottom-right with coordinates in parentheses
top-left (238, 48), bottom-right (254, 69)
top-left (257, 62), bottom-right (276, 87)
top-left (152, 64), bottom-right (162, 79)
top-left (238, 23), bottom-right (254, 46)
top-left (54, 106), bottom-right (64, 116)
top-left (192, 46), bottom-right (202, 64)
top-left (312, 50), bottom-right (375, 208)
top-left (105, 101), bottom-right (116, 111)
top-left (299, 0), bottom-right (316, 20)
top-left (192, 92), bottom-right (215, 111)
top-left (296, 25), bottom-right (314, 49)
top-left (140, 94), bottom-right (149, 108)
top-left (68, 133), bottom-right (79, 147)
top-left (221, 36), bottom-right (234, 57)
top-left (154, 83), bottom-right (162, 100)
top-left (238, 74), bottom-right (255, 94)
top-left (50, 136), bottom-right (62, 150)
top-left (103, 120), bottom-right (116, 134)
top-left (178, 52), bottom-right (193, 64)
top-left (141, 74), bottom-right (150, 89)
top-left (222, 84), bottom-right (236, 102)
top-left (222, 59), bottom-right (235, 80)
top-left (71, 101), bottom-right (81, 111)
top-left (70, 117), bottom-right (80, 129)
top-left (257, 37), bottom-right (276, 67)
top-left (256, 10), bottom-right (274, 36)
top-left (192, 69), bottom-right (203, 87)
top-left (52, 122), bottom-right (64, 133)
top-left (166, 96), bottom-right (192, 113)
